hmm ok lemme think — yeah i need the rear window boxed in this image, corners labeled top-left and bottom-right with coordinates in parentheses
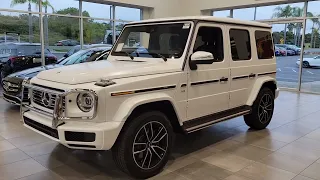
top-left (229, 29), bottom-right (251, 61)
top-left (255, 31), bottom-right (274, 59)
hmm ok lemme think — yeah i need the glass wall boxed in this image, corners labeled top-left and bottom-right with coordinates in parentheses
top-left (0, 0), bottom-right (141, 94)
top-left (212, 1), bottom-right (320, 94)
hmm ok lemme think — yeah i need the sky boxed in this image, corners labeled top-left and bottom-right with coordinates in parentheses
top-left (1, 0), bottom-right (320, 33)
top-left (0, 0), bottom-right (141, 21)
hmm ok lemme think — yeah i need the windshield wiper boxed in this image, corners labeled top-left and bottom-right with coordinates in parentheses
top-left (140, 52), bottom-right (167, 62)
top-left (116, 51), bottom-right (134, 60)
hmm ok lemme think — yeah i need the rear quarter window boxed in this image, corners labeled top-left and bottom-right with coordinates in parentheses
top-left (255, 31), bottom-right (274, 59)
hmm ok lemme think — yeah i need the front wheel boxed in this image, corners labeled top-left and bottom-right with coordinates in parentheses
top-left (112, 111), bottom-right (173, 179)
top-left (244, 87), bottom-right (274, 130)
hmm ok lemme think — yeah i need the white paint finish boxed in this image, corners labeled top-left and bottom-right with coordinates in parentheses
top-left (186, 22), bottom-right (230, 120)
top-left (23, 17), bottom-right (278, 151)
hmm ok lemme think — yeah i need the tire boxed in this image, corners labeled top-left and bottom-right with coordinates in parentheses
top-left (303, 61), bottom-right (310, 68)
top-left (112, 111), bottom-right (173, 179)
top-left (244, 87), bottom-right (274, 130)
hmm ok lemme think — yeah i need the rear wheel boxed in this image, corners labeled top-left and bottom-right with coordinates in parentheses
top-left (112, 111), bottom-right (173, 179)
top-left (303, 61), bottom-right (310, 68)
top-left (244, 87), bottom-right (274, 130)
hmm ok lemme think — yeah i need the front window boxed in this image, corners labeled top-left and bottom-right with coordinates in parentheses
top-left (111, 22), bottom-right (192, 59)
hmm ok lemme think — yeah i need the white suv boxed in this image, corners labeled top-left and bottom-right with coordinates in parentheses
top-left (21, 16), bottom-right (279, 179)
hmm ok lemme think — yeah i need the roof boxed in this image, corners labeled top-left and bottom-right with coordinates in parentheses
top-left (127, 16), bottom-right (271, 28)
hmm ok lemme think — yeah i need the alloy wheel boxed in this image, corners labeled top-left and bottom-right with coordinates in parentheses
top-left (132, 121), bottom-right (168, 170)
top-left (258, 94), bottom-right (273, 124)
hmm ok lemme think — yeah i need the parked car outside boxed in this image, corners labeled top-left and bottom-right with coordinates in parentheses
top-left (55, 39), bottom-right (80, 46)
top-left (2, 46), bottom-right (111, 105)
top-left (21, 17), bottom-right (278, 179)
top-left (296, 55), bottom-right (320, 68)
top-left (275, 46), bottom-right (281, 56)
top-left (288, 45), bottom-right (301, 55)
top-left (59, 44), bottom-right (112, 62)
top-left (276, 44), bottom-right (300, 55)
top-left (0, 43), bottom-right (57, 79)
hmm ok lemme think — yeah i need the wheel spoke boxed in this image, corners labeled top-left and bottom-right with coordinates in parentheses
top-left (258, 111), bottom-right (264, 120)
top-left (144, 126), bottom-right (150, 142)
top-left (152, 145), bottom-right (166, 153)
top-left (150, 123), bottom-right (154, 140)
top-left (152, 132), bottom-right (167, 143)
top-left (151, 127), bottom-right (164, 143)
top-left (147, 149), bottom-right (153, 168)
top-left (133, 148), bottom-right (147, 155)
top-left (151, 146), bottom-right (162, 159)
top-left (141, 149), bottom-right (149, 168)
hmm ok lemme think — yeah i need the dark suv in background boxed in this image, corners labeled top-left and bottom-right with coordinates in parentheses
top-left (2, 46), bottom-right (111, 105)
top-left (0, 43), bottom-right (57, 78)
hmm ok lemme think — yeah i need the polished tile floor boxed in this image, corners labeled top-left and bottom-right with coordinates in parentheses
top-left (1, 91), bottom-right (320, 179)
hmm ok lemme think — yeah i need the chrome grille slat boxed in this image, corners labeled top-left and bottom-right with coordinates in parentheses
top-left (31, 88), bottom-right (63, 111)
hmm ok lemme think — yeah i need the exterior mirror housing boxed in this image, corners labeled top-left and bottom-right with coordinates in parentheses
top-left (189, 51), bottom-right (214, 70)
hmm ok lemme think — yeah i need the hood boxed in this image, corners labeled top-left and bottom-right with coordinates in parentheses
top-left (36, 60), bottom-right (181, 85)
top-left (8, 64), bottom-right (63, 79)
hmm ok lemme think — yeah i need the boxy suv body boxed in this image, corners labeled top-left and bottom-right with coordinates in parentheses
top-left (21, 16), bottom-right (278, 179)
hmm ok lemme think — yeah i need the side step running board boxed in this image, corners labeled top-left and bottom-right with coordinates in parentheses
top-left (182, 106), bottom-right (251, 133)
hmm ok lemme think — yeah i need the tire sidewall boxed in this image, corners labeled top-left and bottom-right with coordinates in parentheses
top-left (122, 111), bottom-right (173, 179)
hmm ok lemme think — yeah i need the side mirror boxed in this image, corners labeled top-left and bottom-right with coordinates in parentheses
top-left (63, 54), bottom-right (68, 58)
top-left (189, 51), bottom-right (214, 70)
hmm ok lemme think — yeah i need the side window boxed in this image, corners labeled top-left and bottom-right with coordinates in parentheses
top-left (229, 29), bottom-right (251, 61)
top-left (255, 31), bottom-right (274, 59)
top-left (193, 26), bottom-right (224, 61)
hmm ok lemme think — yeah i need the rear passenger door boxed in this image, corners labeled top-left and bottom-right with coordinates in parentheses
top-left (228, 27), bottom-right (255, 108)
top-left (186, 23), bottom-right (230, 120)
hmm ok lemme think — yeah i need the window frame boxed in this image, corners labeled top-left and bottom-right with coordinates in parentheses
top-left (192, 25), bottom-right (225, 63)
top-left (229, 28), bottom-right (252, 61)
top-left (255, 30), bottom-right (275, 60)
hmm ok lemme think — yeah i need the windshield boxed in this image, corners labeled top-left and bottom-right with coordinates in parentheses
top-left (111, 22), bottom-right (192, 59)
top-left (59, 49), bottom-right (103, 65)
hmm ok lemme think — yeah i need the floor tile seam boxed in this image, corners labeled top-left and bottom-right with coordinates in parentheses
top-left (8, 138), bottom-right (52, 149)
top-left (15, 169), bottom-right (61, 180)
top-left (297, 161), bottom-right (320, 180)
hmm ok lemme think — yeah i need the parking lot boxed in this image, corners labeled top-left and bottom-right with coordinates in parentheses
top-left (277, 55), bottom-right (320, 83)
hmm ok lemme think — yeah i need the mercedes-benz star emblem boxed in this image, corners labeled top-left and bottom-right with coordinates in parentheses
top-left (41, 92), bottom-right (52, 107)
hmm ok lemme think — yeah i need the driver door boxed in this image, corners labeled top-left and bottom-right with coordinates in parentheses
top-left (186, 23), bottom-right (230, 120)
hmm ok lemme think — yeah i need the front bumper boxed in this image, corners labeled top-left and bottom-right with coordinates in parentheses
top-left (22, 110), bottom-right (124, 150)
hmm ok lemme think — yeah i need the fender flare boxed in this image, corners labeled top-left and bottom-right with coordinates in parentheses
top-left (246, 77), bottom-right (277, 106)
top-left (112, 92), bottom-right (183, 125)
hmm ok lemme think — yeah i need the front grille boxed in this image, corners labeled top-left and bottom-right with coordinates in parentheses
top-left (31, 86), bottom-right (65, 111)
top-left (24, 116), bottom-right (59, 139)
top-left (32, 89), bottom-right (57, 110)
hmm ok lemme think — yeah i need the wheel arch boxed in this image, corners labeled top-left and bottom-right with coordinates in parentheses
top-left (112, 93), bottom-right (183, 133)
top-left (246, 77), bottom-right (277, 106)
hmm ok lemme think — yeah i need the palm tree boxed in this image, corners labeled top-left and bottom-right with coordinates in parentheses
top-left (308, 12), bottom-right (320, 48)
top-left (292, 7), bottom-right (303, 45)
top-left (41, 0), bottom-right (54, 47)
top-left (272, 5), bottom-right (293, 44)
top-left (11, 0), bottom-right (39, 43)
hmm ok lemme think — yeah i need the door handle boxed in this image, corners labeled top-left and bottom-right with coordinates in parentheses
top-left (249, 73), bottom-right (256, 78)
top-left (220, 77), bottom-right (228, 82)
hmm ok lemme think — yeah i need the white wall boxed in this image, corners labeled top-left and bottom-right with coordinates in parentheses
top-left (99, 0), bottom-right (306, 19)
top-left (100, 0), bottom-right (182, 18)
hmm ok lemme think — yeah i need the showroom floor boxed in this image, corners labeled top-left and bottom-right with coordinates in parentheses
top-left (1, 91), bottom-right (320, 180)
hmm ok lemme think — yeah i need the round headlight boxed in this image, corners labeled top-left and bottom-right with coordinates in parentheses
top-left (77, 92), bottom-right (94, 112)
